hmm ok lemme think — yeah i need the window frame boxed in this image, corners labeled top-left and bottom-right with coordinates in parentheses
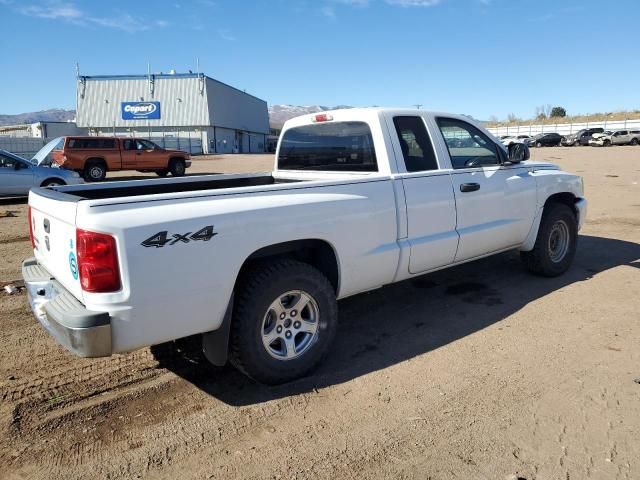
top-left (392, 115), bottom-right (439, 173)
top-left (435, 116), bottom-right (503, 170)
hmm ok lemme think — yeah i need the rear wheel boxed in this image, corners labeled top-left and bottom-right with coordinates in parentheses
top-left (83, 161), bottom-right (106, 182)
top-left (521, 203), bottom-right (577, 277)
top-left (169, 158), bottom-right (186, 177)
top-left (229, 259), bottom-right (338, 384)
top-left (630, 138), bottom-right (638, 146)
top-left (156, 169), bottom-right (169, 177)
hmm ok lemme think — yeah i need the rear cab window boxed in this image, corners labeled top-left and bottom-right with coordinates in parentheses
top-left (278, 122), bottom-right (377, 172)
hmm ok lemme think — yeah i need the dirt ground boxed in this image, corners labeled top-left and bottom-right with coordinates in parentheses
top-left (0, 147), bottom-right (638, 480)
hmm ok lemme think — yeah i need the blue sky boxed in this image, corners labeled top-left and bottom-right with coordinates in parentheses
top-left (1, 0), bottom-right (639, 120)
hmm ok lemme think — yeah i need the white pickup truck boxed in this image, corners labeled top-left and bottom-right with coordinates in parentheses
top-left (23, 108), bottom-right (586, 384)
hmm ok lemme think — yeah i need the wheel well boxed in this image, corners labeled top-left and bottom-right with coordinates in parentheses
top-left (544, 192), bottom-right (578, 217)
top-left (169, 156), bottom-right (185, 164)
top-left (40, 177), bottom-right (66, 187)
top-left (236, 239), bottom-right (340, 293)
top-left (84, 158), bottom-right (106, 170)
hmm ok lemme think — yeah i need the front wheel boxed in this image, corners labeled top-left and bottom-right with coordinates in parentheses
top-left (536, 142), bottom-right (543, 148)
top-left (229, 259), bottom-right (338, 384)
top-left (521, 203), bottom-right (577, 277)
top-left (630, 138), bottom-right (639, 146)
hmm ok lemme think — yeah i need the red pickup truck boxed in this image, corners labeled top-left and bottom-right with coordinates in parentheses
top-left (51, 136), bottom-right (192, 181)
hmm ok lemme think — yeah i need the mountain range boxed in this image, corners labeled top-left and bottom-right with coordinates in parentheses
top-left (0, 109), bottom-right (76, 126)
top-left (0, 106), bottom-right (353, 128)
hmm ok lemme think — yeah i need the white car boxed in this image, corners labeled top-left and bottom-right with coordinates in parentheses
top-left (22, 108), bottom-right (586, 384)
top-left (590, 129), bottom-right (639, 146)
top-left (500, 135), bottom-right (531, 147)
top-left (0, 146), bottom-right (83, 196)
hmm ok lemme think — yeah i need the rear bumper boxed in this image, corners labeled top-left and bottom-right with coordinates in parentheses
top-left (22, 257), bottom-right (112, 357)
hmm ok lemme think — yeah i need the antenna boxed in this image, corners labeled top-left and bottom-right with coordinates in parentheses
top-left (75, 62), bottom-right (80, 79)
top-left (413, 104), bottom-right (423, 110)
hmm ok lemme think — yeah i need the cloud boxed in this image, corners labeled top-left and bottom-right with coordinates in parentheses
top-left (321, 5), bottom-right (336, 18)
top-left (217, 29), bottom-right (237, 41)
top-left (385, 0), bottom-right (442, 6)
top-left (14, 1), bottom-right (168, 33)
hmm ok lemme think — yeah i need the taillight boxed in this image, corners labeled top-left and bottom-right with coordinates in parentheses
top-left (28, 207), bottom-right (35, 249)
top-left (76, 229), bottom-right (121, 293)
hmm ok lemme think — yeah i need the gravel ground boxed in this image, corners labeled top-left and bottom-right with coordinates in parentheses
top-left (0, 147), bottom-right (638, 480)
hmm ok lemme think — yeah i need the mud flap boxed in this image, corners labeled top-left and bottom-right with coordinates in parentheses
top-left (202, 294), bottom-right (233, 367)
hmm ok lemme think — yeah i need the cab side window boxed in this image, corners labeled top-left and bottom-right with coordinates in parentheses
top-left (0, 154), bottom-right (17, 168)
top-left (123, 139), bottom-right (136, 151)
top-left (392, 116), bottom-right (438, 172)
top-left (436, 118), bottom-right (500, 169)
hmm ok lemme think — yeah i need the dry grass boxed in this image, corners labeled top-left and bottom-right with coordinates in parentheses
top-left (486, 110), bottom-right (640, 128)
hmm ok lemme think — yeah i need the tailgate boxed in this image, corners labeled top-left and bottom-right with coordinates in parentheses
top-left (29, 190), bottom-right (84, 302)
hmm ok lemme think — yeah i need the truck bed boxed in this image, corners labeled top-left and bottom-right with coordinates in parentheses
top-left (48, 173), bottom-right (300, 200)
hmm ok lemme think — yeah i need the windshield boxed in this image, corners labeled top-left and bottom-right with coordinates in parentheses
top-left (31, 137), bottom-right (64, 165)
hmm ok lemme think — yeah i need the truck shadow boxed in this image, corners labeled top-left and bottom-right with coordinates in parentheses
top-left (151, 234), bottom-right (640, 406)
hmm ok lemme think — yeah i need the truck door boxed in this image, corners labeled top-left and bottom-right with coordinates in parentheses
top-left (385, 114), bottom-right (459, 274)
top-left (434, 117), bottom-right (537, 262)
top-left (120, 138), bottom-right (138, 169)
top-left (121, 139), bottom-right (158, 170)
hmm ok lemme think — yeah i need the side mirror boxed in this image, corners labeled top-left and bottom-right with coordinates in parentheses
top-left (508, 142), bottom-right (530, 163)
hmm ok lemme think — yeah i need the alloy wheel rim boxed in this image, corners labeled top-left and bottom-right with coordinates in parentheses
top-left (548, 220), bottom-right (570, 263)
top-left (261, 290), bottom-right (320, 361)
top-left (90, 167), bottom-right (102, 179)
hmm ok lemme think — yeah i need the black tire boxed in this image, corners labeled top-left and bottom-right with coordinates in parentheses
top-left (521, 203), bottom-right (577, 277)
top-left (169, 158), bottom-right (186, 177)
top-left (41, 179), bottom-right (66, 187)
top-left (83, 160), bottom-right (107, 182)
top-left (229, 259), bottom-right (338, 384)
top-left (630, 138), bottom-right (638, 146)
top-left (156, 169), bottom-right (169, 177)
top-left (603, 139), bottom-right (611, 147)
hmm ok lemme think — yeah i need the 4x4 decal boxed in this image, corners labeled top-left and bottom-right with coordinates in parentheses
top-left (141, 226), bottom-right (217, 248)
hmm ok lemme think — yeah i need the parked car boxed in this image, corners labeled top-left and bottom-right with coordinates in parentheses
top-left (49, 136), bottom-right (192, 181)
top-left (589, 130), bottom-right (638, 146)
top-left (22, 108), bottom-right (586, 384)
top-left (532, 132), bottom-right (563, 147)
top-left (0, 148), bottom-right (83, 196)
top-left (561, 128), bottom-right (605, 146)
top-left (501, 135), bottom-right (531, 147)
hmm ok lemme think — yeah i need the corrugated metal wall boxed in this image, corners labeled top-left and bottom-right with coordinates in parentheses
top-left (77, 76), bottom-right (210, 128)
top-left (206, 78), bottom-right (269, 134)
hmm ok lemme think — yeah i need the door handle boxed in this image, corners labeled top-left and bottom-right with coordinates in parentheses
top-left (460, 182), bottom-right (480, 193)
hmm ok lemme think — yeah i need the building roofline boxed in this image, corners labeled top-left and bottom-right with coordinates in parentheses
top-left (79, 73), bottom-right (267, 104)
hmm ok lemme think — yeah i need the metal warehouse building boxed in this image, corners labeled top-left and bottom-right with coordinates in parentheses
top-left (76, 72), bottom-right (269, 154)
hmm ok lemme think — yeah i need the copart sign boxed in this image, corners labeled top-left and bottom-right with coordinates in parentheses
top-left (121, 101), bottom-right (161, 120)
